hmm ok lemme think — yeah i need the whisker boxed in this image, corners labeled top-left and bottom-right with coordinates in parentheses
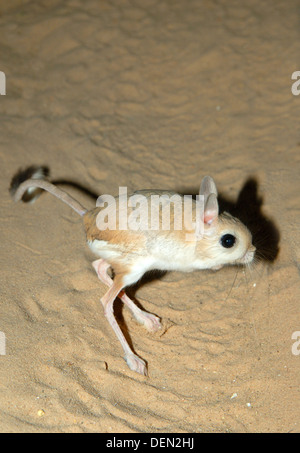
top-left (223, 266), bottom-right (239, 303)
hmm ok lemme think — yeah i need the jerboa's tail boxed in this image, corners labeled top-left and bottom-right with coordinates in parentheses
top-left (9, 166), bottom-right (87, 217)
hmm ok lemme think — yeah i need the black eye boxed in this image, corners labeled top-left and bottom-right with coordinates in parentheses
top-left (220, 234), bottom-right (236, 248)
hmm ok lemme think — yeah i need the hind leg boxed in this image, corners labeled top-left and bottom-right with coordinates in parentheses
top-left (100, 275), bottom-right (147, 375)
top-left (92, 259), bottom-right (161, 332)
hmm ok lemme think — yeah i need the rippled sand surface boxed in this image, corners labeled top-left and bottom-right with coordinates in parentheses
top-left (0, 0), bottom-right (299, 432)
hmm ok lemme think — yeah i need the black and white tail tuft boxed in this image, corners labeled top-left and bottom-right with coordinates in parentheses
top-left (9, 165), bottom-right (49, 203)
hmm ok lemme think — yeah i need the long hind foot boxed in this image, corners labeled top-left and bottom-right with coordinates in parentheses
top-left (125, 352), bottom-right (147, 376)
top-left (92, 259), bottom-right (162, 332)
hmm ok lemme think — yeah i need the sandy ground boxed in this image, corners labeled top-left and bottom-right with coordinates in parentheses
top-left (0, 0), bottom-right (299, 433)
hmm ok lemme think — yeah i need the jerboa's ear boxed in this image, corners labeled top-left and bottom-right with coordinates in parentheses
top-left (200, 176), bottom-right (218, 206)
top-left (203, 193), bottom-right (219, 224)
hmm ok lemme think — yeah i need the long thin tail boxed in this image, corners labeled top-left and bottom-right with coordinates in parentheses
top-left (9, 166), bottom-right (88, 217)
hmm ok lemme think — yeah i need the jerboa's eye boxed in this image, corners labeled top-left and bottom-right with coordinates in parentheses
top-left (220, 234), bottom-right (236, 248)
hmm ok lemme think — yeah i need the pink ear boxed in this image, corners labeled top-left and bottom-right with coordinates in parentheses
top-left (204, 194), bottom-right (219, 224)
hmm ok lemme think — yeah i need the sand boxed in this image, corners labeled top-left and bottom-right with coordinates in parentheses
top-left (0, 0), bottom-right (299, 433)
